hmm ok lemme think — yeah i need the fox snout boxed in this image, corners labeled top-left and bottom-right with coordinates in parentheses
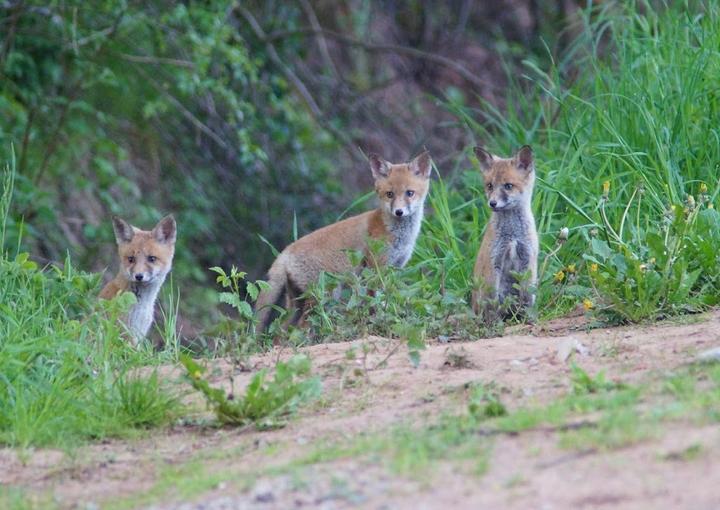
top-left (488, 193), bottom-right (510, 211)
top-left (127, 268), bottom-right (154, 283)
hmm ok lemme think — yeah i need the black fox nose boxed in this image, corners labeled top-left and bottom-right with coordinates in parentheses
top-left (135, 274), bottom-right (144, 282)
top-left (489, 200), bottom-right (497, 208)
top-left (395, 209), bottom-right (404, 217)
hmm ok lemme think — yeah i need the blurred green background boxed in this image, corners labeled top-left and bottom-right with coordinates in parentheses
top-left (3, 1), bottom-right (718, 336)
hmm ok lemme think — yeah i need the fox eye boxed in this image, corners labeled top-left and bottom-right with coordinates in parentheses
top-left (127, 256), bottom-right (136, 264)
top-left (147, 255), bottom-right (157, 263)
top-left (486, 183), bottom-right (493, 191)
top-left (504, 183), bottom-right (514, 190)
top-left (386, 191), bottom-right (394, 199)
top-left (405, 190), bottom-right (415, 197)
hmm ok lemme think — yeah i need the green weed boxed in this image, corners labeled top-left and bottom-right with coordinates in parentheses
top-left (304, 242), bottom-right (501, 347)
top-left (180, 353), bottom-right (321, 429)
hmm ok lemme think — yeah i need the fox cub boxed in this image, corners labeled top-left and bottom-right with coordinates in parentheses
top-left (472, 145), bottom-right (538, 318)
top-left (99, 215), bottom-right (177, 342)
top-left (255, 151), bottom-right (433, 331)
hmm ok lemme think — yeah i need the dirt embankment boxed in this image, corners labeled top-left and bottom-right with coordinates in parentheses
top-left (3, 311), bottom-right (720, 509)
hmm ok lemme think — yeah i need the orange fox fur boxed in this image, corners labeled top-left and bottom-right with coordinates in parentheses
top-left (255, 151), bottom-right (433, 331)
top-left (99, 215), bottom-right (177, 342)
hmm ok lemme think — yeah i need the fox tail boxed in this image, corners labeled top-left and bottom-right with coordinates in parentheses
top-left (255, 255), bottom-right (288, 332)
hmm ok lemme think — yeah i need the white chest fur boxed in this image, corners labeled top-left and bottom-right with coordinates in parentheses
top-left (125, 276), bottom-right (165, 342)
top-left (385, 209), bottom-right (424, 268)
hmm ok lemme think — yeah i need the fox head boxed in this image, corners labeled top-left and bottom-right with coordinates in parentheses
top-left (369, 151), bottom-right (432, 219)
top-left (112, 215), bottom-right (176, 285)
top-left (473, 145), bottom-right (535, 212)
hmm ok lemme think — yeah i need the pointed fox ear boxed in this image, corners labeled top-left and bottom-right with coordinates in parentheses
top-left (369, 153), bottom-right (391, 179)
top-left (410, 150), bottom-right (432, 178)
top-left (515, 145), bottom-right (534, 172)
top-left (152, 215), bottom-right (177, 244)
top-left (473, 146), bottom-right (494, 173)
top-left (112, 216), bottom-right (134, 244)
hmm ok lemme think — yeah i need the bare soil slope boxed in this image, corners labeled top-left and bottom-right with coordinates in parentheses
top-left (4, 311), bottom-right (720, 510)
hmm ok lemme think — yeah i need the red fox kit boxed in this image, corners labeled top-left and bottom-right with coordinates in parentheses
top-left (99, 215), bottom-right (177, 342)
top-left (255, 151), bottom-right (433, 331)
top-left (472, 146), bottom-right (538, 317)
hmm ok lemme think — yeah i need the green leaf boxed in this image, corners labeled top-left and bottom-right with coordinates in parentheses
top-left (590, 239), bottom-right (612, 260)
top-left (246, 282), bottom-right (259, 302)
top-left (218, 292), bottom-right (242, 309)
top-left (237, 301), bottom-right (253, 320)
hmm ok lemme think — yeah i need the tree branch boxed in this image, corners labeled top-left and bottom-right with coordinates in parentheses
top-left (132, 64), bottom-right (229, 151)
top-left (119, 53), bottom-right (195, 68)
top-left (298, 0), bottom-right (340, 79)
top-left (266, 27), bottom-right (495, 91)
top-left (233, 4), bottom-right (356, 151)
top-left (236, 5), bottom-right (322, 118)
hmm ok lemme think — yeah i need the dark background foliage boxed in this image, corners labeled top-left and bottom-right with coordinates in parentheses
top-left (0, 1), bottom-right (592, 328)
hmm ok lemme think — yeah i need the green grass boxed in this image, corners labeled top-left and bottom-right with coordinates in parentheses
top-left (412, 0), bottom-right (720, 323)
top-left (0, 487), bottom-right (53, 510)
top-left (0, 160), bottom-right (183, 449)
top-left (99, 359), bottom-right (720, 509)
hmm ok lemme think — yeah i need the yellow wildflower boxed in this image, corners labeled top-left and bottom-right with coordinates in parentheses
top-left (590, 263), bottom-right (599, 273)
top-left (602, 180), bottom-right (610, 195)
top-left (193, 371), bottom-right (202, 380)
top-left (700, 183), bottom-right (708, 194)
top-left (583, 299), bottom-right (594, 311)
top-left (567, 264), bottom-right (577, 274)
top-left (553, 270), bottom-right (565, 283)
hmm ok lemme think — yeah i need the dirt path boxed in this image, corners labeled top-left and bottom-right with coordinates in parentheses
top-left (4, 311), bottom-right (720, 509)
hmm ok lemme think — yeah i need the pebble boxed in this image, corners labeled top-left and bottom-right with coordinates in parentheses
top-left (697, 346), bottom-right (720, 362)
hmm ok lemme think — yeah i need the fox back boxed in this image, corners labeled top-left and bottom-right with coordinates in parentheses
top-left (255, 151), bottom-right (433, 331)
top-left (99, 215), bottom-right (177, 342)
top-left (472, 146), bottom-right (538, 316)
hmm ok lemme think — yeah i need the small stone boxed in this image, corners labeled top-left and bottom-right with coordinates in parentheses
top-left (556, 338), bottom-right (590, 363)
top-left (697, 346), bottom-right (720, 363)
top-left (255, 492), bottom-right (274, 503)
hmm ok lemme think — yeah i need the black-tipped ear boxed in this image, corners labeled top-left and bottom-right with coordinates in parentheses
top-left (152, 215), bottom-right (177, 244)
top-left (112, 216), bottom-right (134, 244)
top-left (515, 145), bottom-right (534, 172)
top-left (410, 150), bottom-right (432, 178)
top-left (369, 153), bottom-right (391, 179)
top-left (473, 146), bottom-right (494, 173)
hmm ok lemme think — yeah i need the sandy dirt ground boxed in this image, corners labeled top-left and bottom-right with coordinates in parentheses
top-left (3, 310), bottom-right (720, 510)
